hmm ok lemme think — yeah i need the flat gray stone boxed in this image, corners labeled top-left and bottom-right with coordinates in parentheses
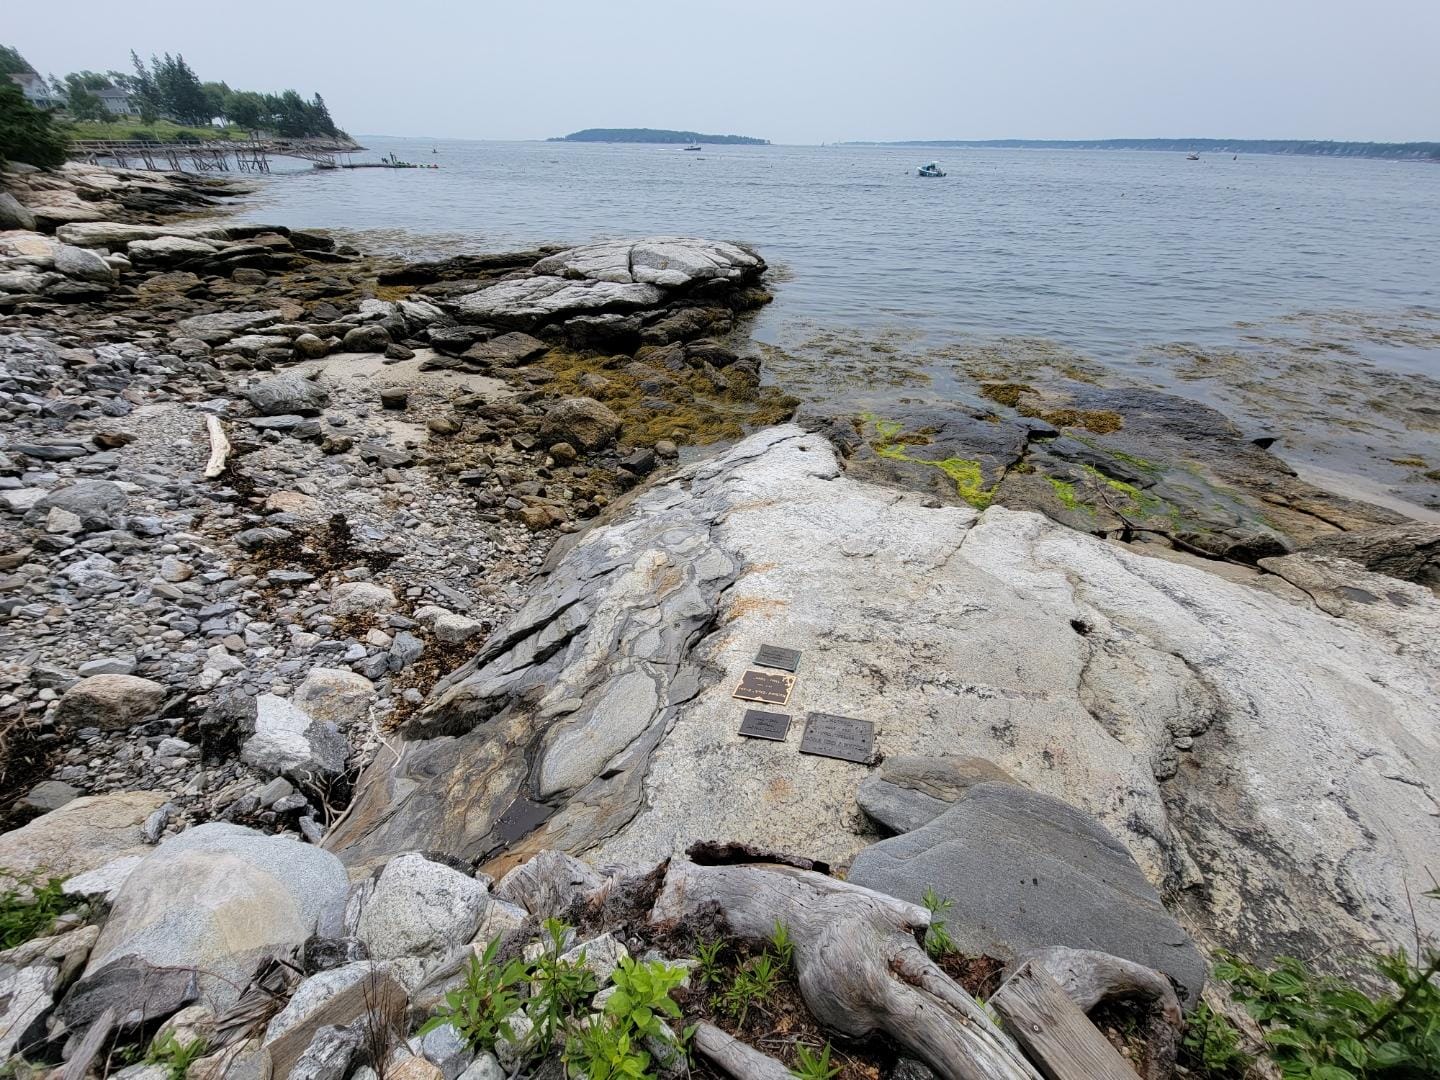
top-left (241, 695), bottom-right (348, 781)
top-left (848, 781), bottom-right (1206, 1003)
top-left (857, 755), bottom-right (1019, 834)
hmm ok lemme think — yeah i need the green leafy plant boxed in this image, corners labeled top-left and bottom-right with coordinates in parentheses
top-left (419, 936), bottom-right (527, 1052)
top-left (693, 937), bottom-right (726, 987)
top-left (0, 80), bottom-right (70, 169)
top-left (722, 954), bottom-right (781, 1027)
top-left (145, 1032), bottom-right (209, 1080)
top-left (569, 1021), bottom-right (652, 1080)
top-left (921, 887), bottom-right (956, 958)
top-left (1180, 1001), bottom-right (1252, 1077)
top-left (769, 921), bottom-right (796, 969)
top-left (0, 871), bottom-right (81, 949)
top-left (568, 958), bottom-right (692, 1080)
top-left (1210, 946), bottom-right (1440, 1079)
top-left (791, 1042), bottom-right (842, 1080)
top-left (527, 918), bottom-right (598, 1054)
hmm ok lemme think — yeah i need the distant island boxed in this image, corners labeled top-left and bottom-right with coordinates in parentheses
top-left (844, 138), bottom-right (1440, 161)
top-left (549, 128), bottom-right (769, 145)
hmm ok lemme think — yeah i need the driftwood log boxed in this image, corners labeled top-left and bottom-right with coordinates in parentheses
top-left (203, 414), bottom-right (230, 479)
top-left (650, 860), bottom-right (1042, 1080)
top-left (1021, 947), bottom-right (1183, 1080)
top-left (691, 1021), bottom-right (794, 1080)
top-left (990, 961), bottom-right (1140, 1080)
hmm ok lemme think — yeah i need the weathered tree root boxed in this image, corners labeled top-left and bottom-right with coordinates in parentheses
top-left (650, 860), bottom-right (1042, 1080)
top-left (1021, 946), bottom-right (1183, 1080)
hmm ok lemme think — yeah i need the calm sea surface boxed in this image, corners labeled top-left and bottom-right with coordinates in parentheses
top-left (226, 139), bottom-right (1440, 513)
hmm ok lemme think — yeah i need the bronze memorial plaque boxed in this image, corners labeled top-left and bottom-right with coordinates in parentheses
top-left (732, 668), bottom-right (795, 706)
top-left (800, 712), bottom-right (875, 764)
top-left (739, 709), bottom-right (792, 741)
top-left (755, 644), bottom-right (802, 672)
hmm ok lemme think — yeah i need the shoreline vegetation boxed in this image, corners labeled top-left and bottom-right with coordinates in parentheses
top-left (844, 136), bottom-right (1440, 160)
top-left (549, 127), bottom-right (770, 144)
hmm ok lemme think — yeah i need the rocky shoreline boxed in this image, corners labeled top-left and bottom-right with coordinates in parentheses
top-left (3, 162), bottom-right (1438, 1080)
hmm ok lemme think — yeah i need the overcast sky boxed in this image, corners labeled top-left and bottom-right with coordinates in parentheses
top-left (9, 0), bottom-right (1438, 143)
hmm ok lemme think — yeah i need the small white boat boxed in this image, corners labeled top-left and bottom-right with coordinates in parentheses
top-left (1186, 152), bottom-right (1200, 161)
top-left (917, 161), bottom-right (946, 177)
top-left (683, 143), bottom-right (702, 151)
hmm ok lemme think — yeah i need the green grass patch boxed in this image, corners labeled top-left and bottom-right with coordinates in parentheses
top-left (1046, 476), bottom-right (1088, 513)
top-left (68, 119), bottom-right (250, 144)
top-left (1, 870), bottom-right (81, 948)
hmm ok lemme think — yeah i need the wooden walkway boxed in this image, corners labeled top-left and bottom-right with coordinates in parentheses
top-left (69, 139), bottom-right (356, 173)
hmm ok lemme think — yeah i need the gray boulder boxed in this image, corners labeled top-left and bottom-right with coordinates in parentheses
top-left (1298, 523), bottom-right (1440, 589)
top-left (456, 275), bottom-right (662, 327)
top-left (127, 235), bottom-right (220, 262)
top-left (244, 372), bottom-right (330, 416)
top-left (459, 331), bottom-right (547, 367)
top-left (537, 397), bottom-right (622, 453)
top-left (857, 755), bottom-right (1019, 834)
top-left (54, 674), bottom-right (167, 731)
top-left (61, 823), bottom-right (349, 1025)
top-left (262, 961), bottom-right (407, 1079)
top-left (341, 324), bottom-right (392, 353)
top-left (355, 853), bottom-right (491, 960)
top-left (53, 243), bottom-right (116, 284)
top-left (847, 781), bottom-right (1206, 1004)
top-left (241, 695), bottom-right (348, 781)
top-left (56, 221), bottom-right (229, 248)
top-left (294, 668), bottom-right (376, 727)
top-left (0, 791), bottom-right (165, 891)
top-left (34, 479), bottom-right (127, 530)
top-left (533, 237), bottom-right (763, 288)
top-left (176, 308), bottom-right (283, 344)
top-left (0, 191), bottom-right (37, 231)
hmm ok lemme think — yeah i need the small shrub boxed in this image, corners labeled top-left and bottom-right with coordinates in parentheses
top-left (1213, 949), bottom-right (1440, 1078)
top-left (721, 954), bottom-right (781, 1027)
top-left (693, 937), bottom-right (726, 987)
top-left (569, 1021), bottom-right (651, 1080)
top-left (0, 871), bottom-right (80, 949)
top-left (1179, 1001), bottom-right (1252, 1078)
top-left (921, 887), bottom-right (956, 958)
top-left (768, 921), bottom-right (795, 969)
top-left (568, 957), bottom-right (691, 1080)
top-left (419, 936), bottom-right (527, 1052)
top-left (145, 1032), bottom-right (208, 1080)
top-left (527, 918), bottom-right (598, 1054)
top-left (791, 1042), bottom-right (842, 1080)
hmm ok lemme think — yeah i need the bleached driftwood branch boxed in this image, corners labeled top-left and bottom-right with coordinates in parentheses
top-left (203, 414), bottom-right (230, 479)
top-left (650, 859), bottom-right (1042, 1080)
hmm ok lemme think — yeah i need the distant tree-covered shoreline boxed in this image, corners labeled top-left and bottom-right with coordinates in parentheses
top-left (550, 128), bottom-right (769, 145)
top-left (844, 137), bottom-right (1440, 161)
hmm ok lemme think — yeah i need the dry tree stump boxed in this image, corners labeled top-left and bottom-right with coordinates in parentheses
top-left (650, 859), bottom-right (1042, 1080)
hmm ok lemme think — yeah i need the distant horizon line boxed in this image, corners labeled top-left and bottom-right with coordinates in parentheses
top-left (359, 133), bottom-right (1438, 149)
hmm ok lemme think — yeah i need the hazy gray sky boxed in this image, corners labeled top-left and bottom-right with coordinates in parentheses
top-left (9, 1), bottom-right (1438, 143)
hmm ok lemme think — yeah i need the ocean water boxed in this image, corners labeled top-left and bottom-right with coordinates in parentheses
top-left (226, 138), bottom-right (1440, 513)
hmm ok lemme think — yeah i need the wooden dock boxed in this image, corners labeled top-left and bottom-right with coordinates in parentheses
top-left (69, 138), bottom-right (360, 173)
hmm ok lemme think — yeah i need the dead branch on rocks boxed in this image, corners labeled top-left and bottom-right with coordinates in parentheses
top-left (692, 1021), bottom-right (794, 1080)
top-left (203, 414), bottom-right (230, 479)
top-left (650, 859), bottom-right (1042, 1080)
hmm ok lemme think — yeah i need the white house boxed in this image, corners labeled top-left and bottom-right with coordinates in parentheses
top-left (8, 71), bottom-right (63, 110)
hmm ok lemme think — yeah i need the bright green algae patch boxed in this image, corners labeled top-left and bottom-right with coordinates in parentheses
top-left (864, 414), bottom-right (995, 508)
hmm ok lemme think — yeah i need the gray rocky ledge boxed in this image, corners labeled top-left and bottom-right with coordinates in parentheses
top-left (330, 424), bottom-right (1440, 963)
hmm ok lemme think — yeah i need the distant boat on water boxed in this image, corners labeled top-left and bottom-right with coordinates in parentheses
top-left (917, 161), bottom-right (947, 177)
top-left (683, 143), bottom-right (702, 151)
top-left (1186, 151), bottom-right (1201, 160)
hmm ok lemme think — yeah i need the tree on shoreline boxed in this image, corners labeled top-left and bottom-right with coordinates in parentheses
top-left (0, 78), bottom-right (69, 168)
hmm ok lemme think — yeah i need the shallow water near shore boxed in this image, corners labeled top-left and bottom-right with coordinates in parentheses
top-left (225, 139), bottom-right (1440, 515)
